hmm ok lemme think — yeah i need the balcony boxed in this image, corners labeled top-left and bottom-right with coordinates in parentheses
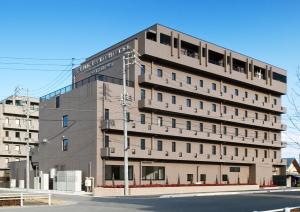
top-left (101, 119), bottom-right (283, 149)
top-left (3, 104), bottom-right (39, 117)
top-left (2, 137), bottom-right (38, 144)
top-left (138, 74), bottom-right (285, 114)
top-left (138, 99), bottom-right (284, 131)
top-left (2, 122), bottom-right (39, 131)
top-left (100, 144), bottom-right (279, 166)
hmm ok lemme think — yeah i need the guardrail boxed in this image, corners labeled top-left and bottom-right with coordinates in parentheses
top-left (0, 192), bottom-right (51, 207)
top-left (254, 206), bottom-right (300, 212)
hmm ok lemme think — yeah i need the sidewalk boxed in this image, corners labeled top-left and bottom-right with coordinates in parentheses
top-left (0, 188), bottom-right (92, 197)
top-left (160, 187), bottom-right (300, 198)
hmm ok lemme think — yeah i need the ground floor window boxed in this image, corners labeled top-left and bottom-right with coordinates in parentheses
top-left (105, 165), bottom-right (133, 180)
top-left (142, 166), bottom-right (165, 180)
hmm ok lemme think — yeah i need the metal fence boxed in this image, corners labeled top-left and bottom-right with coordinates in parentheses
top-left (0, 193), bottom-right (51, 207)
top-left (40, 74), bottom-right (134, 102)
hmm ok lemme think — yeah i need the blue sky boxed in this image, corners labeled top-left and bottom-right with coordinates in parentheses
top-left (1, 0), bottom-right (300, 157)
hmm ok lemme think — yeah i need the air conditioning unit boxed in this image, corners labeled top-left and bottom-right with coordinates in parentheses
top-left (165, 151), bottom-right (168, 156)
top-left (194, 153), bottom-right (197, 158)
top-left (148, 150), bottom-right (152, 155)
top-left (179, 152), bottom-right (182, 157)
top-left (131, 149), bottom-right (136, 154)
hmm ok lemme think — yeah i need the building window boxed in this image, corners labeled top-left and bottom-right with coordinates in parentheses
top-left (56, 96), bottom-right (60, 108)
top-left (264, 114), bottom-right (268, 121)
top-left (199, 101), bottom-right (203, 109)
top-left (212, 83), bottom-right (217, 91)
top-left (230, 167), bottom-right (240, 172)
top-left (104, 109), bottom-right (109, 120)
top-left (62, 115), bottom-right (69, 128)
top-left (222, 175), bottom-right (228, 182)
top-left (140, 114), bottom-right (145, 124)
top-left (212, 103), bottom-right (217, 112)
top-left (104, 135), bottom-right (109, 147)
top-left (212, 145), bottom-right (216, 155)
top-left (200, 174), bottom-right (206, 182)
top-left (245, 110), bottom-right (248, 118)
top-left (264, 150), bottom-right (268, 158)
top-left (264, 132), bottom-right (268, 140)
top-left (172, 72), bottom-right (176, 81)
top-left (157, 69), bottom-right (163, 77)
top-left (245, 129), bottom-right (248, 137)
top-left (264, 96), bottom-right (268, 103)
top-left (186, 99), bottom-right (191, 107)
top-left (274, 133), bottom-right (277, 141)
top-left (199, 144), bottom-right (203, 154)
top-left (245, 148), bottom-right (248, 157)
top-left (223, 106), bottom-right (227, 114)
top-left (126, 112), bottom-right (130, 122)
top-left (199, 123), bottom-right (203, 132)
top-left (223, 126), bottom-right (227, 135)
top-left (146, 31), bottom-right (157, 41)
top-left (157, 93), bottom-right (163, 102)
top-left (223, 146), bottom-right (227, 155)
top-left (172, 96), bottom-right (176, 104)
top-left (186, 76), bottom-right (191, 84)
top-left (274, 151), bottom-right (277, 159)
top-left (127, 138), bottom-right (130, 149)
top-left (186, 121), bottom-right (191, 130)
top-left (157, 117), bottom-right (163, 127)
top-left (235, 108), bottom-right (239, 116)
top-left (255, 149), bottom-right (258, 158)
top-left (105, 165), bottom-right (133, 180)
top-left (274, 98), bottom-right (277, 105)
top-left (157, 140), bottom-right (163, 151)
top-left (5, 144), bottom-right (9, 151)
top-left (186, 143), bottom-right (191, 153)
top-left (5, 131), bottom-right (9, 137)
top-left (199, 80), bottom-right (203, 87)
top-left (142, 166), bottom-right (165, 180)
top-left (15, 145), bottom-right (20, 152)
top-left (212, 125), bottom-right (217, 134)
top-left (255, 131), bottom-right (258, 138)
top-left (255, 94), bottom-right (258, 101)
top-left (172, 119), bottom-right (176, 128)
top-left (187, 174), bottom-right (193, 182)
top-left (140, 65), bottom-right (145, 76)
top-left (255, 113), bottom-right (258, 120)
top-left (62, 139), bottom-right (69, 151)
top-left (235, 147), bottom-right (238, 156)
top-left (223, 85), bottom-right (227, 93)
top-left (15, 132), bottom-right (20, 138)
top-left (235, 128), bottom-right (239, 136)
top-left (274, 116), bottom-right (277, 123)
top-left (160, 33), bottom-right (171, 46)
top-left (140, 139), bottom-right (145, 150)
top-left (172, 142), bottom-right (176, 152)
top-left (234, 89), bottom-right (239, 96)
top-left (140, 89), bottom-right (145, 100)
top-left (245, 91), bottom-right (248, 98)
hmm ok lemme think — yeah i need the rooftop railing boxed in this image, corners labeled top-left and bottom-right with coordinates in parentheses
top-left (40, 74), bottom-right (134, 102)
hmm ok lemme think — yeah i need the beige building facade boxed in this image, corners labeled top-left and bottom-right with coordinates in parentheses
top-left (34, 24), bottom-right (287, 188)
top-left (0, 96), bottom-right (39, 186)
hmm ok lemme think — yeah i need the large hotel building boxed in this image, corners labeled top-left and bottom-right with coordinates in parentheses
top-left (34, 24), bottom-right (287, 187)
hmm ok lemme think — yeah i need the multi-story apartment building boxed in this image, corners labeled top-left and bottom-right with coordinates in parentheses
top-left (33, 24), bottom-right (287, 187)
top-left (0, 96), bottom-right (39, 185)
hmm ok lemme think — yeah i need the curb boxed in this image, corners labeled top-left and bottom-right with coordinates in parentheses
top-left (160, 188), bottom-right (300, 198)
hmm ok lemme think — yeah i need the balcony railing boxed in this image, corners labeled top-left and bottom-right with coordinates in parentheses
top-left (40, 74), bottom-right (134, 102)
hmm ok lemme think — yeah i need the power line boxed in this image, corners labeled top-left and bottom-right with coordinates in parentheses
top-left (0, 56), bottom-right (84, 61)
top-left (0, 67), bottom-right (72, 72)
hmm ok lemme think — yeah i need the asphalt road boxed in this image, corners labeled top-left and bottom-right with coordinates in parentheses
top-left (1, 191), bottom-right (300, 212)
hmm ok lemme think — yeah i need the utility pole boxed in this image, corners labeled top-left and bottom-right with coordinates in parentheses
top-left (25, 88), bottom-right (30, 190)
top-left (121, 51), bottom-right (135, 196)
